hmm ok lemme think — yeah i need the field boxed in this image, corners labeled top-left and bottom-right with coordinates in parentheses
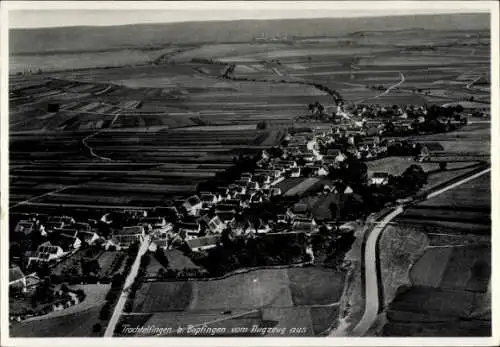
top-left (9, 27), bottom-right (490, 214)
top-left (8, 15), bottom-right (491, 338)
top-left (119, 267), bottom-right (344, 336)
top-left (383, 244), bottom-right (491, 337)
top-left (382, 170), bottom-right (491, 336)
top-left (9, 128), bottom-right (284, 211)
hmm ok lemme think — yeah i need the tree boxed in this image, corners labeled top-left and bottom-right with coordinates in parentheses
top-left (439, 162), bottom-right (447, 171)
top-left (401, 164), bottom-right (427, 190)
top-left (92, 323), bottom-right (102, 333)
top-left (257, 121), bottom-right (268, 130)
top-left (154, 247), bottom-right (169, 269)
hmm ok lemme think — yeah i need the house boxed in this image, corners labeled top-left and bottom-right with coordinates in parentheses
top-left (200, 193), bottom-right (219, 207)
top-left (269, 187), bottom-right (282, 197)
top-left (178, 217), bottom-right (201, 239)
top-left (287, 203), bottom-right (309, 220)
top-left (123, 209), bottom-right (148, 219)
top-left (292, 218), bottom-right (317, 233)
top-left (182, 195), bottom-right (203, 216)
top-left (9, 266), bottom-right (27, 293)
top-left (102, 238), bottom-right (120, 251)
top-left (314, 166), bottom-right (329, 176)
top-left (216, 212), bottom-right (236, 225)
top-left (142, 217), bottom-right (168, 230)
top-left (326, 149), bottom-right (347, 163)
top-left (14, 220), bottom-right (36, 235)
top-left (231, 184), bottom-right (247, 196)
top-left (253, 174), bottom-right (272, 187)
top-left (215, 187), bottom-right (232, 200)
top-left (256, 220), bottom-right (271, 234)
top-left (48, 216), bottom-right (75, 227)
top-left (76, 231), bottom-right (100, 245)
top-left (276, 214), bottom-right (288, 224)
top-left (113, 226), bottom-right (145, 248)
top-left (54, 233), bottom-right (82, 252)
top-left (215, 204), bottom-right (241, 214)
top-left (246, 181), bottom-right (260, 191)
top-left (233, 219), bottom-right (252, 235)
top-left (155, 206), bottom-right (181, 223)
top-left (206, 215), bottom-right (226, 234)
top-left (370, 172), bottom-right (390, 186)
top-left (186, 235), bottom-right (221, 252)
top-left (28, 242), bottom-right (65, 266)
top-left (244, 218), bottom-right (270, 235)
top-left (290, 167), bottom-right (301, 178)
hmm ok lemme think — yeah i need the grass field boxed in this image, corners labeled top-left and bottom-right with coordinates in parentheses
top-left (383, 168), bottom-right (491, 336)
top-left (383, 244), bottom-right (491, 337)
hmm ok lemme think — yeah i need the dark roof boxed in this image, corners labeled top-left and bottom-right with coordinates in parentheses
top-left (186, 195), bottom-right (201, 206)
top-left (292, 203), bottom-right (308, 214)
top-left (73, 222), bottom-right (91, 231)
top-left (327, 149), bottom-right (341, 156)
top-left (373, 172), bottom-right (389, 178)
top-left (9, 266), bottom-right (25, 283)
top-left (216, 204), bottom-right (238, 212)
top-left (200, 193), bottom-right (215, 202)
top-left (117, 226), bottom-right (144, 236)
top-left (76, 231), bottom-right (97, 242)
top-left (37, 243), bottom-right (61, 254)
top-left (217, 212), bottom-right (236, 222)
top-left (53, 234), bottom-right (78, 250)
top-left (178, 222), bottom-right (199, 230)
top-left (186, 235), bottom-right (221, 249)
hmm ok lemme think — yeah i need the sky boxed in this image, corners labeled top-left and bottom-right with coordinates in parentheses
top-left (7, 1), bottom-right (492, 29)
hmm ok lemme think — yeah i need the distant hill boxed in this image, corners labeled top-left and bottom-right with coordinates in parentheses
top-left (10, 13), bottom-right (489, 54)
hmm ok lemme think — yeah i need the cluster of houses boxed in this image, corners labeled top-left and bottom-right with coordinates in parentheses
top-left (10, 110), bottom-right (436, 293)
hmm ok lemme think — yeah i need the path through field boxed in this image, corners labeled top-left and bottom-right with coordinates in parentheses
top-left (374, 72), bottom-right (405, 98)
top-left (82, 131), bottom-right (112, 161)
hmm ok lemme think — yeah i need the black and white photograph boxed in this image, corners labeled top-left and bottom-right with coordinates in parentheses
top-left (1, 1), bottom-right (498, 346)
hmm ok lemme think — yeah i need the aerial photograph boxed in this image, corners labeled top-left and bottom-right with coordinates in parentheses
top-left (3, 0), bottom-right (494, 341)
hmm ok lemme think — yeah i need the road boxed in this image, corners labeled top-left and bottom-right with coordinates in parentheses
top-left (9, 184), bottom-right (79, 209)
top-left (374, 72), bottom-right (405, 98)
top-left (104, 234), bottom-right (151, 337)
top-left (344, 167), bottom-right (491, 337)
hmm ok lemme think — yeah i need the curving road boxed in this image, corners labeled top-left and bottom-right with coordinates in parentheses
top-left (374, 72), bottom-right (405, 99)
top-left (343, 167), bottom-right (491, 337)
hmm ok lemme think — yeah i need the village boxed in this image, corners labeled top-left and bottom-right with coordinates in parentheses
top-left (9, 101), bottom-right (471, 323)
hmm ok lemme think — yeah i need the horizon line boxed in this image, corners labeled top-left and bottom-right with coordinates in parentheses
top-left (9, 11), bottom-right (490, 30)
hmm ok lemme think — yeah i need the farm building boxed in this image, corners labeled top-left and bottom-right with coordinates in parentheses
top-left (76, 231), bottom-right (101, 245)
top-left (14, 220), bottom-right (36, 235)
top-left (27, 242), bottom-right (65, 266)
top-left (142, 217), bottom-right (168, 230)
top-left (186, 235), bottom-right (221, 252)
top-left (292, 218), bottom-right (317, 233)
top-left (183, 195), bottom-right (203, 216)
top-left (52, 233), bottom-right (82, 252)
top-left (287, 203), bottom-right (310, 221)
top-left (154, 206), bottom-right (181, 223)
top-left (178, 217), bottom-right (201, 239)
top-left (370, 172), bottom-right (390, 186)
top-left (112, 226), bottom-right (145, 248)
top-left (205, 215), bottom-right (227, 234)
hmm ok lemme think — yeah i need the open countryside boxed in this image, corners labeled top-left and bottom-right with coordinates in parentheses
top-left (7, 10), bottom-right (492, 339)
